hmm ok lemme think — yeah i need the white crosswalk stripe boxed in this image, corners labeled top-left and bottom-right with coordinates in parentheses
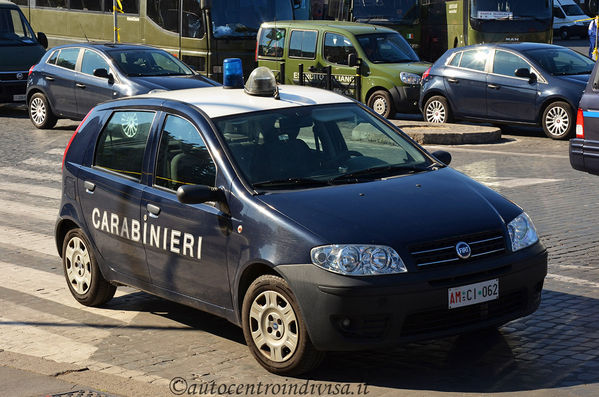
top-left (0, 199), bottom-right (57, 222)
top-left (22, 157), bottom-right (62, 168)
top-left (0, 181), bottom-right (61, 199)
top-left (45, 148), bottom-right (66, 156)
top-left (0, 166), bottom-right (62, 183)
top-left (0, 225), bottom-right (58, 256)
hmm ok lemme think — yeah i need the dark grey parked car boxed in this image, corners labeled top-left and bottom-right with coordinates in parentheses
top-left (419, 43), bottom-right (594, 140)
top-left (26, 42), bottom-right (218, 129)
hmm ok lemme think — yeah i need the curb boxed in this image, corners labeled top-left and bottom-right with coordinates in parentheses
top-left (390, 120), bottom-right (502, 145)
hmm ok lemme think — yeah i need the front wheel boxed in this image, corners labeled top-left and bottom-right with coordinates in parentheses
top-left (241, 275), bottom-right (324, 375)
top-left (28, 92), bottom-right (57, 129)
top-left (542, 101), bottom-right (574, 140)
top-left (62, 228), bottom-right (116, 307)
top-left (423, 95), bottom-right (452, 123)
top-left (367, 90), bottom-right (395, 119)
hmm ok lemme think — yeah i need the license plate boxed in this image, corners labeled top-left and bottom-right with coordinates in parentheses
top-left (12, 94), bottom-right (26, 102)
top-left (448, 279), bottom-right (498, 309)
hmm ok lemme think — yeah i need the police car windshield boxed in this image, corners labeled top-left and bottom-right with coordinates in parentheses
top-left (215, 104), bottom-right (433, 190)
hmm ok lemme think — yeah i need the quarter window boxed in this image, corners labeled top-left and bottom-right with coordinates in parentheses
top-left (449, 52), bottom-right (462, 67)
top-left (81, 50), bottom-right (111, 76)
top-left (95, 111), bottom-right (155, 180)
top-left (493, 50), bottom-right (531, 77)
top-left (258, 28), bottom-right (285, 58)
top-left (289, 30), bottom-right (317, 58)
top-left (155, 115), bottom-right (216, 190)
top-left (458, 49), bottom-right (488, 72)
top-left (56, 48), bottom-right (80, 70)
top-left (324, 32), bottom-right (357, 65)
top-left (47, 50), bottom-right (59, 65)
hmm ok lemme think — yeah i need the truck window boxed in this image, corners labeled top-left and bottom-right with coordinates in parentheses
top-left (258, 28), bottom-right (285, 58)
top-left (323, 32), bottom-right (356, 65)
top-left (289, 30), bottom-right (317, 58)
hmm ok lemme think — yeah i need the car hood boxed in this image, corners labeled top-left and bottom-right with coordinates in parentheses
top-left (555, 74), bottom-right (590, 85)
top-left (128, 75), bottom-right (217, 91)
top-left (257, 168), bottom-right (522, 249)
top-left (0, 43), bottom-right (45, 70)
top-left (375, 61), bottom-right (431, 75)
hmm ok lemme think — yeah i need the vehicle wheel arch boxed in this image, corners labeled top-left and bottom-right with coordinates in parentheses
top-left (421, 90), bottom-right (452, 111)
top-left (55, 217), bottom-right (82, 258)
top-left (365, 86), bottom-right (390, 104)
top-left (537, 97), bottom-right (576, 124)
top-left (235, 261), bottom-right (282, 323)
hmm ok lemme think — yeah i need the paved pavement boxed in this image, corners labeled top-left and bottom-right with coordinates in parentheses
top-left (0, 104), bottom-right (598, 397)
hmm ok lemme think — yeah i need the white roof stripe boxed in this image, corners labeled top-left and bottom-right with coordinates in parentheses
top-left (141, 85), bottom-right (354, 118)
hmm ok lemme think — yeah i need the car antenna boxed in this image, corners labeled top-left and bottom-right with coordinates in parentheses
top-left (79, 22), bottom-right (90, 42)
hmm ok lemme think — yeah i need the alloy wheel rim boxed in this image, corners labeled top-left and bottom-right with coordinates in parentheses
top-left (426, 100), bottom-right (446, 123)
top-left (546, 106), bottom-right (569, 137)
top-left (249, 290), bottom-right (299, 363)
top-left (30, 97), bottom-right (46, 125)
top-left (65, 236), bottom-right (92, 295)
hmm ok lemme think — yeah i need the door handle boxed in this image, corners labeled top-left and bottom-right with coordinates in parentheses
top-left (44, 76), bottom-right (55, 81)
top-left (488, 84), bottom-right (500, 90)
top-left (84, 181), bottom-right (95, 193)
top-left (447, 78), bottom-right (459, 84)
top-left (76, 83), bottom-right (86, 89)
top-left (147, 203), bottom-right (161, 218)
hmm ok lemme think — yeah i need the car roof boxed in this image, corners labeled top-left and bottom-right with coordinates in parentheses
top-left (452, 42), bottom-right (569, 52)
top-left (50, 42), bottom-right (166, 53)
top-left (260, 20), bottom-right (397, 35)
top-left (139, 85), bottom-right (354, 118)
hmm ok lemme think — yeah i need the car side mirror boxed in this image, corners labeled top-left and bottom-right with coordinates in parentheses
top-left (348, 53), bottom-right (357, 67)
top-left (431, 150), bottom-right (451, 166)
top-left (94, 68), bottom-right (114, 84)
top-left (37, 32), bottom-right (48, 49)
top-left (515, 68), bottom-right (531, 78)
top-left (177, 185), bottom-right (225, 205)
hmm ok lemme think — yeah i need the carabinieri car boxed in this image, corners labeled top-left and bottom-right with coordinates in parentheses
top-left (56, 67), bottom-right (547, 375)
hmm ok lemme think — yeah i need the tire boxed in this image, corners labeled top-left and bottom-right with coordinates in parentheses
top-left (423, 95), bottom-right (452, 123)
top-left (367, 90), bottom-right (395, 119)
top-left (62, 228), bottom-right (116, 307)
top-left (559, 28), bottom-right (568, 41)
top-left (241, 275), bottom-right (324, 375)
top-left (28, 92), bottom-right (57, 129)
top-left (542, 101), bottom-right (574, 140)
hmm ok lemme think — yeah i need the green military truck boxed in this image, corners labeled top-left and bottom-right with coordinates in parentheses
top-left (257, 20), bottom-right (430, 118)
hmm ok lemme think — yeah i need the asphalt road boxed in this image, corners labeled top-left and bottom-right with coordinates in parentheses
top-left (0, 103), bottom-right (598, 397)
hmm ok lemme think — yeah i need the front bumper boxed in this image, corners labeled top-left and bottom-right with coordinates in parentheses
top-left (277, 243), bottom-right (547, 351)
top-left (570, 138), bottom-right (599, 175)
top-left (391, 85), bottom-right (420, 113)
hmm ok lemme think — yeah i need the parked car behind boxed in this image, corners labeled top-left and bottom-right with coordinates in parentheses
top-left (0, 0), bottom-right (47, 103)
top-left (257, 20), bottom-right (431, 119)
top-left (420, 43), bottom-right (594, 140)
top-left (553, 0), bottom-right (589, 40)
top-left (26, 42), bottom-right (218, 129)
top-left (570, 54), bottom-right (599, 174)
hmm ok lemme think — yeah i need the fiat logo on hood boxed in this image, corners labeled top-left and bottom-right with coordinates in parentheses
top-left (456, 241), bottom-right (472, 259)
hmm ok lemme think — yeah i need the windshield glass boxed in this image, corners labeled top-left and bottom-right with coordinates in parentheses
top-left (353, 0), bottom-right (420, 24)
top-left (524, 47), bottom-right (594, 75)
top-left (215, 104), bottom-right (432, 190)
top-left (108, 49), bottom-right (194, 77)
top-left (211, 0), bottom-right (294, 38)
top-left (0, 7), bottom-right (37, 45)
top-left (356, 32), bottom-right (419, 63)
top-left (562, 4), bottom-right (584, 16)
top-left (470, 0), bottom-right (552, 20)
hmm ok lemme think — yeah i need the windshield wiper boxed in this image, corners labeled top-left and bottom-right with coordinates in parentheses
top-left (253, 177), bottom-right (329, 189)
top-left (329, 164), bottom-right (434, 183)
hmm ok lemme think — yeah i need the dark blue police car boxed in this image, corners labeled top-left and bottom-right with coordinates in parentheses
top-left (56, 67), bottom-right (547, 375)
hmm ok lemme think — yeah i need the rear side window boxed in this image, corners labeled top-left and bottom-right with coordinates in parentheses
top-left (458, 49), bottom-right (488, 72)
top-left (94, 111), bottom-right (155, 180)
top-left (448, 52), bottom-right (462, 67)
top-left (155, 115), bottom-right (216, 190)
top-left (56, 48), bottom-right (80, 70)
top-left (258, 28), bottom-right (285, 58)
top-left (289, 30), bottom-right (317, 58)
top-left (324, 32), bottom-right (357, 65)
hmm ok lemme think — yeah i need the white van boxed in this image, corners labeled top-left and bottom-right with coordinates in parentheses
top-left (553, 0), bottom-right (589, 40)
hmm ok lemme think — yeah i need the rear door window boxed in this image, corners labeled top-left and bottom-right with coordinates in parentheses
top-left (56, 48), bottom-right (81, 70)
top-left (258, 28), bottom-right (285, 58)
top-left (289, 30), bottom-right (318, 58)
top-left (458, 49), bottom-right (489, 72)
top-left (94, 111), bottom-right (155, 180)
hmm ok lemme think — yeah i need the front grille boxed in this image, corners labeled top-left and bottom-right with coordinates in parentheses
top-left (0, 71), bottom-right (27, 81)
top-left (409, 230), bottom-right (506, 268)
top-left (400, 290), bottom-right (526, 337)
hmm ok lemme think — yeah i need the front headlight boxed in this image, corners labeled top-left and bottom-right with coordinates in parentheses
top-left (507, 212), bottom-right (539, 252)
top-left (310, 244), bottom-right (407, 276)
top-left (400, 72), bottom-right (421, 85)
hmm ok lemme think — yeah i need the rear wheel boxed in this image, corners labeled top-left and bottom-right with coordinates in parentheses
top-left (62, 228), bottom-right (116, 307)
top-left (29, 92), bottom-right (57, 129)
top-left (424, 95), bottom-right (452, 123)
top-left (241, 275), bottom-right (324, 375)
top-left (559, 28), bottom-right (568, 41)
top-left (542, 101), bottom-right (574, 140)
top-left (367, 90), bottom-right (395, 119)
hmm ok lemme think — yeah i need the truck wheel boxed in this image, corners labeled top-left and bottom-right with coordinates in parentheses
top-left (542, 101), bottom-right (573, 140)
top-left (424, 95), bottom-right (452, 123)
top-left (367, 90), bottom-right (395, 119)
top-left (62, 228), bottom-right (116, 307)
top-left (242, 275), bottom-right (324, 375)
top-left (559, 28), bottom-right (568, 40)
top-left (29, 92), bottom-right (57, 129)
